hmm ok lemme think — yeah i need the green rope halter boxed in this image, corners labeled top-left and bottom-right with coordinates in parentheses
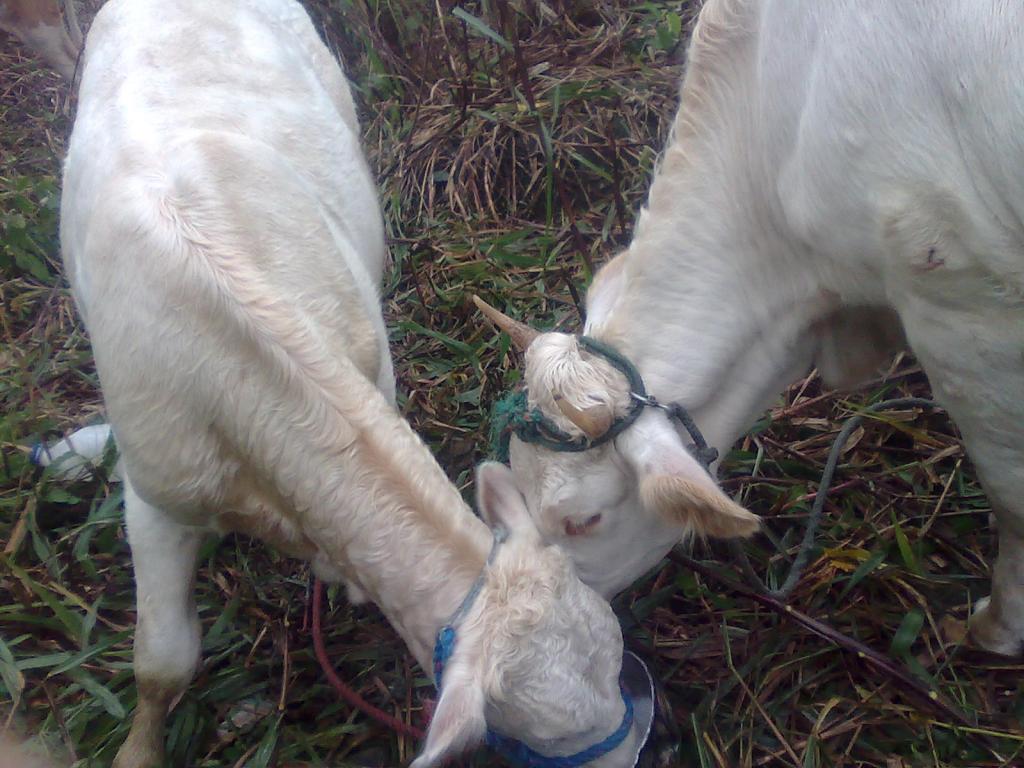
top-left (488, 336), bottom-right (719, 470)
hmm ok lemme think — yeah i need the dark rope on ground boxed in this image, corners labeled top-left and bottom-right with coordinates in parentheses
top-left (734, 396), bottom-right (940, 599)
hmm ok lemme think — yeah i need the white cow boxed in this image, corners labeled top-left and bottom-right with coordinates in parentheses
top-left (0, 734), bottom-right (63, 768)
top-left (481, 0), bottom-right (1024, 654)
top-left (62, 0), bottom-right (645, 765)
top-left (0, 0), bottom-right (81, 79)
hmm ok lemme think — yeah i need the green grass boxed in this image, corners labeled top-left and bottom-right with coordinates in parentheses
top-left (2, 1), bottom-right (1023, 766)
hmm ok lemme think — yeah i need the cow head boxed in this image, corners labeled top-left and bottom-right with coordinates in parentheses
top-left (413, 462), bottom-right (648, 767)
top-left (474, 297), bottom-right (760, 598)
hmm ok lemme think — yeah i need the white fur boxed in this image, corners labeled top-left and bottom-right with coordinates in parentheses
top-left (0, 733), bottom-right (63, 768)
top-left (62, 1), bottom-right (643, 765)
top-left (0, 0), bottom-right (81, 79)
top-left (510, 0), bottom-right (1024, 653)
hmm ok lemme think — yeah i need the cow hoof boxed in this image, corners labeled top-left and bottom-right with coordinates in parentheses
top-left (967, 597), bottom-right (1023, 656)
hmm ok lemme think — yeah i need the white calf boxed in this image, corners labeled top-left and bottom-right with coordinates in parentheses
top-left (62, 0), bottom-right (642, 765)
top-left (0, 0), bottom-right (81, 79)
top-left (483, 0), bottom-right (1024, 653)
top-left (0, 734), bottom-right (62, 768)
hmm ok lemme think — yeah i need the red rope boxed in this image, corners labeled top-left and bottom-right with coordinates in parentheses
top-left (311, 577), bottom-right (426, 740)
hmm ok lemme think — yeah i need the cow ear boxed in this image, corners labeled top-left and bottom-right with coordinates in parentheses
top-left (617, 412), bottom-right (760, 539)
top-left (638, 473), bottom-right (761, 539)
top-left (476, 461), bottom-right (540, 542)
top-left (411, 658), bottom-right (486, 767)
top-left (584, 253), bottom-right (628, 334)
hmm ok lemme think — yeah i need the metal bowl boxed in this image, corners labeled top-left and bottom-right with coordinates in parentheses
top-left (620, 650), bottom-right (655, 767)
top-left (620, 650), bottom-right (682, 768)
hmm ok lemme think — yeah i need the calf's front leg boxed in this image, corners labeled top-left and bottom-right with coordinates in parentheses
top-left (113, 480), bottom-right (204, 768)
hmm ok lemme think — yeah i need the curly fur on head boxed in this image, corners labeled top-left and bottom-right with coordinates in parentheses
top-left (471, 542), bottom-right (625, 740)
top-left (523, 333), bottom-right (633, 440)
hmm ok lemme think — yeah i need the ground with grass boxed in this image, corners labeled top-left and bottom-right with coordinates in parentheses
top-left (1, 2), bottom-right (1022, 767)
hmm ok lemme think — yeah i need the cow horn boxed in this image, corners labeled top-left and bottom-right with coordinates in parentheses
top-left (472, 295), bottom-right (541, 351)
top-left (553, 394), bottom-right (613, 440)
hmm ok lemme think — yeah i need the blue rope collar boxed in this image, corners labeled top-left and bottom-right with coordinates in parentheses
top-left (484, 688), bottom-right (634, 768)
top-left (432, 527), bottom-right (635, 767)
top-left (489, 335), bottom-right (719, 472)
top-left (431, 526), bottom-right (507, 683)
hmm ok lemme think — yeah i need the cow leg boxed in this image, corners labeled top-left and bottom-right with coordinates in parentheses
top-left (895, 282), bottom-right (1024, 654)
top-left (969, 516), bottom-right (1024, 656)
top-left (910, 348), bottom-right (1024, 654)
top-left (113, 479), bottom-right (204, 768)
